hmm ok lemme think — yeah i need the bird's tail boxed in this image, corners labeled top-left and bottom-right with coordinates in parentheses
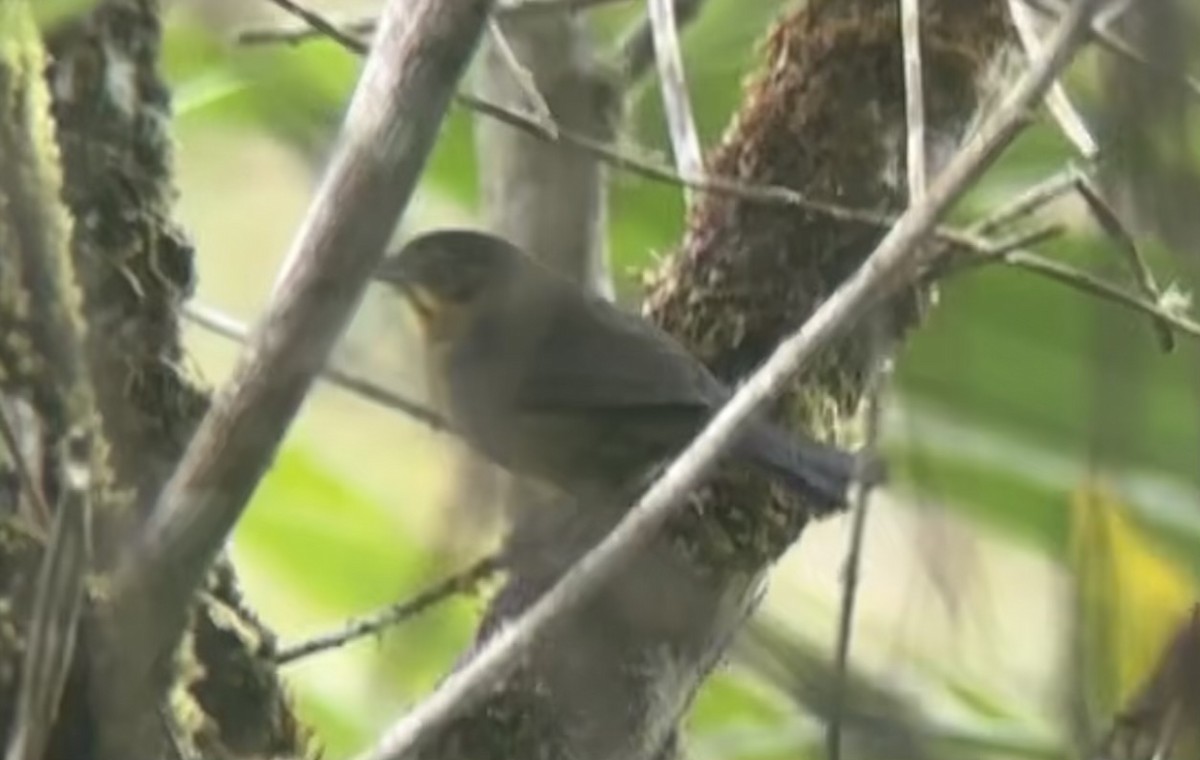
top-left (736, 423), bottom-right (885, 516)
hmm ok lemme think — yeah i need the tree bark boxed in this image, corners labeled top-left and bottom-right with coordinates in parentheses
top-left (1, 3), bottom-right (304, 758)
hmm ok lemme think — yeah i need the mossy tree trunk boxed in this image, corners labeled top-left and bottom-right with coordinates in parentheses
top-left (0, 3), bottom-right (304, 758)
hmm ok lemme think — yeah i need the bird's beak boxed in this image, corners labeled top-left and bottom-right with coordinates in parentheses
top-left (374, 258), bottom-right (462, 341)
top-left (376, 260), bottom-right (429, 315)
top-left (402, 284), bottom-right (443, 323)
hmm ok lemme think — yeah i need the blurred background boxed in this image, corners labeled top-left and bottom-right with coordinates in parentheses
top-left (158, 0), bottom-right (1200, 757)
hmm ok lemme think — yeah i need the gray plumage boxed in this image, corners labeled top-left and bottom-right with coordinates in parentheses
top-left (377, 229), bottom-right (877, 511)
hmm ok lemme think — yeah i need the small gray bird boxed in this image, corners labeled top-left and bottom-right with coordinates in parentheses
top-left (376, 229), bottom-right (878, 512)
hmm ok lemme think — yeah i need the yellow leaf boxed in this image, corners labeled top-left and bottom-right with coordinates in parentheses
top-left (1070, 482), bottom-right (1196, 720)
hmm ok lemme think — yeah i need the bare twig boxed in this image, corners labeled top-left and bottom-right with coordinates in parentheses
top-left (501, 0), bottom-right (635, 14)
top-left (827, 347), bottom-right (890, 760)
top-left (485, 18), bottom-right (558, 136)
top-left (248, 0), bottom-right (1200, 363)
top-left (1074, 174), bottom-right (1174, 350)
top-left (620, 0), bottom-right (706, 82)
top-left (1021, 0), bottom-right (1200, 100)
top-left (97, 3), bottom-right (492, 755)
top-left (971, 163), bottom-right (1082, 235)
top-left (237, 0), bottom-right (636, 48)
top-left (183, 302), bottom-right (446, 430)
top-left (0, 401), bottom-right (50, 525)
top-left (900, 0), bottom-right (927, 198)
top-left (261, 0), bottom-right (366, 53)
top-left (1009, 0), bottom-right (1098, 158)
top-left (236, 0), bottom-right (1020, 251)
top-left (352, 3), bottom-right (1103, 758)
top-left (6, 433), bottom-right (93, 760)
top-left (831, 5), bottom-right (925, 755)
top-left (1001, 250), bottom-right (1200, 341)
top-left (275, 555), bottom-right (503, 664)
top-left (645, 0), bottom-right (704, 196)
top-left (237, 15), bottom-right (375, 48)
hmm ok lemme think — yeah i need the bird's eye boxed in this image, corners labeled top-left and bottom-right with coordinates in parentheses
top-left (438, 263), bottom-right (487, 301)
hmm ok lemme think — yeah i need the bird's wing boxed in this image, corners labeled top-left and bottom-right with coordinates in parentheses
top-left (514, 288), bottom-right (722, 412)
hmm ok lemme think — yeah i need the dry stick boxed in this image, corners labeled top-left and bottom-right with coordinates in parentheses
top-left (830, 3), bottom-right (925, 757)
top-left (352, 3), bottom-right (1104, 759)
top-left (258, 0), bottom-right (1200, 379)
top-left (1073, 175), bottom-right (1175, 350)
top-left (242, 0), bottom-right (1070, 252)
top-left (486, 17), bottom-right (558, 137)
top-left (262, 0), bottom-right (369, 53)
top-left (242, 0), bottom-right (1200, 359)
top-left (828, 352), bottom-right (890, 760)
top-left (182, 302), bottom-right (447, 430)
top-left (6, 434), bottom-right (93, 760)
top-left (1009, 0), bottom-right (1098, 158)
top-left (620, 0), bottom-right (706, 83)
top-left (645, 0), bottom-right (704, 201)
top-left (900, 0), bottom-right (927, 201)
top-left (1001, 250), bottom-right (1200, 341)
top-left (1021, 0), bottom-right (1200, 100)
top-left (238, 0), bottom-right (634, 47)
top-left (972, 163), bottom-right (1082, 235)
top-left (0, 401), bottom-right (51, 525)
top-left (105, 0), bottom-right (492, 720)
top-left (275, 555), bottom-right (504, 664)
top-left (249, 0), bottom-right (1200, 375)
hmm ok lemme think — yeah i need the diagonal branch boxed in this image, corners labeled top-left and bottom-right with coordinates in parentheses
top-left (87, 1), bottom-right (493, 756)
top-left (353, 2), bottom-right (1104, 758)
top-left (645, 0), bottom-right (704, 194)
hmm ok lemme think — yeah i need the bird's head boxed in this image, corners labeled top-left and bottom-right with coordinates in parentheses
top-left (376, 229), bottom-right (524, 342)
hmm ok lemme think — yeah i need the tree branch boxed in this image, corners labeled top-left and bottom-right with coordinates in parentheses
top-left (88, 1), bottom-right (492, 756)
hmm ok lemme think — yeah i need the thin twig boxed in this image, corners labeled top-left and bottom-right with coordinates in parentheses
top-left (900, 0), bottom-right (927, 199)
top-left (1009, 0), bottom-right (1098, 158)
top-left (5, 433), bottom-right (92, 760)
top-left (1073, 174), bottom-right (1175, 350)
top-left (486, 17), bottom-right (558, 137)
top-left (275, 555), bottom-right (503, 664)
top-left (971, 163), bottom-right (1082, 235)
top-left (238, 0), bottom-right (636, 48)
top-left (620, 0), bottom-right (706, 83)
top-left (0, 400), bottom-right (50, 525)
top-left (183, 302), bottom-right (446, 430)
top-left (827, 346), bottom-right (890, 760)
top-left (263, 0), bottom-right (366, 53)
top-left (237, 16), bottom-right (375, 48)
top-left (831, 7), bottom-right (923, 752)
top-left (1001, 250), bottom-right (1200, 341)
top-left (249, 0), bottom-right (1200, 375)
top-left (1021, 0), bottom-right (1200, 100)
top-left (352, 3), bottom-right (1103, 758)
top-left (645, 0), bottom-right (704, 198)
top-left (237, 0), bottom-right (1023, 251)
top-left (103, 0), bottom-right (492, 744)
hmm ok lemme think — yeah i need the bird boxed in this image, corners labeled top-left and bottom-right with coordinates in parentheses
top-left (375, 229), bottom-right (880, 513)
